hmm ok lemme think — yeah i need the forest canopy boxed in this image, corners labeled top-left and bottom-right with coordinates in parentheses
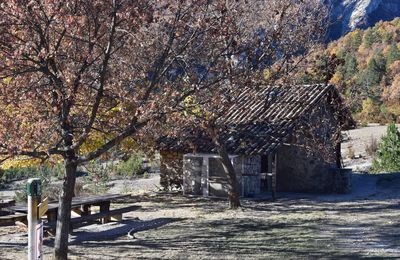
top-left (300, 17), bottom-right (400, 124)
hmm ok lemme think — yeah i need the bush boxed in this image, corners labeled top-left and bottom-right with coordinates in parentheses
top-left (365, 135), bottom-right (378, 157)
top-left (371, 123), bottom-right (400, 173)
top-left (47, 163), bottom-right (65, 180)
top-left (1, 163), bottom-right (64, 184)
top-left (1, 166), bottom-right (39, 183)
top-left (82, 161), bottom-right (110, 194)
top-left (13, 168), bottom-right (52, 202)
top-left (117, 153), bottom-right (144, 177)
top-left (347, 142), bottom-right (356, 159)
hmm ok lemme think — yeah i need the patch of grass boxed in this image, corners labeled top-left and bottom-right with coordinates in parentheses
top-left (121, 183), bottom-right (134, 194)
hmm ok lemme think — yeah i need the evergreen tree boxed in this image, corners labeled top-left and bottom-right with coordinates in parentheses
top-left (387, 43), bottom-right (400, 66)
top-left (363, 28), bottom-right (374, 48)
top-left (383, 32), bottom-right (393, 44)
top-left (351, 30), bottom-right (363, 50)
top-left (363, 51), bottom-right (386, 86)
top-left (372, 123), bottom-right (400, 173)
top-left (344, 54), bottom-right (357, 80)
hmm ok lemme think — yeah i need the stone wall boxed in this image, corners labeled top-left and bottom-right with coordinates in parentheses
top-left (276, 145), bottom-right (336, 192)
top-left (160, 151), bottom-right (183, 191)
top-left (333, 168), bottom-right (352, 194)
top-left (276, 95), bottom-right (343, 193)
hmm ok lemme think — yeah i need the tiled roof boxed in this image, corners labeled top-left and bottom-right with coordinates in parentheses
top-left (161, 84), bottom-right (354, 155)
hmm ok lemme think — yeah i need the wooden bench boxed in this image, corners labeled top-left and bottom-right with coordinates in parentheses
top-left (0, 212), bottom-right (27, 226)
top-left (0, 199), bottom-right (15, 209)
top-left (44, 205), bottom-right (140, 230)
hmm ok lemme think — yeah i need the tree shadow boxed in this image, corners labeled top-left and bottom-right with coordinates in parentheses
top-left (69, 218), bottom-right (184, 245)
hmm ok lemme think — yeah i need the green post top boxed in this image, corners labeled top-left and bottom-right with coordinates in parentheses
top-left (26, 178), bottom-right (41, 197)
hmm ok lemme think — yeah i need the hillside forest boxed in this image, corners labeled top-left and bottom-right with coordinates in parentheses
top-left (301, 17), bottom-right (400, 124)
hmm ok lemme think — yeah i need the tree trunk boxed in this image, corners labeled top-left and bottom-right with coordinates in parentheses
top-left (54, 158), bottom-right (77, 260)
top-left (212, 134), bottom-right (241, 209)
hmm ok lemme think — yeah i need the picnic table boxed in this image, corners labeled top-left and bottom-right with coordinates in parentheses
top-left (0, 199), bottom-right (26, 226)
top-left (8, 194), bottom-right (139, 232)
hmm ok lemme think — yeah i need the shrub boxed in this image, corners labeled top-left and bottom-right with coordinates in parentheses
top-left (47, 163), bottom-right (65, 180)
top-left (0, 168), bottom-right (5, 185)
top-left (347, 142), bottom-right (356, 159)
top-left (360, 121), bottom-right (369, 127)
top-left (13, 168), bottom-right (52, 202)
top-left (74, 181), bottom-right (84, 197)
top-left (13, 183), bottom-right (28, 203)
top-left (117, 153), bottom-right (144, 177)
top-left (1, 163), bottom-right (64, 184)
top-left (371, 123), bottom-right (400, 173)
top-left (365, 135), bottom-right (378, 157)
top-left (82, 161), bottom-right (110, 194)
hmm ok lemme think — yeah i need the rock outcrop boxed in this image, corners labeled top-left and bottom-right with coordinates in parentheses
top-left (327, 0), bottom-right (400, 40)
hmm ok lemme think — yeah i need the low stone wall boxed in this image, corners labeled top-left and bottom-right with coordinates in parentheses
top-left (333, 168), bottom-right (352, 194)
top-left (160, 151), bottom-right (183, 191)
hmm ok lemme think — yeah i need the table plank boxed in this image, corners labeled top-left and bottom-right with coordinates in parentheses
top-left (44, 205), bottom-right (141, 229)
top-left (7, 194), bottom-right (130, 213)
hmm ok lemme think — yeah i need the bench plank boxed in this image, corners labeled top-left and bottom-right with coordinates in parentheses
top-left (0, 200), bottom-right (15, 209)
top-left (0, 213), bottom-right (27, 226)
top-left (44, 205), bottom-right (140, 229)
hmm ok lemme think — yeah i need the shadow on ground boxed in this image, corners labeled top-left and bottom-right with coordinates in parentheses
top-left (3, 172), bottom-right (400, 259)
top-left (69, 218), bottom-right (184, 244)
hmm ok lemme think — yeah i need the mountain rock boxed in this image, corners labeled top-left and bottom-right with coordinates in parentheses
top-left (327, 0), bottom-right (400, 40)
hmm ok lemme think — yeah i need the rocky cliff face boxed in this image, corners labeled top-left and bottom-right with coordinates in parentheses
top-left (327, 0), bottom-right (400, 40)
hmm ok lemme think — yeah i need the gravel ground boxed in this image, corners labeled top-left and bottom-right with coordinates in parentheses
top-left (1, 125), bottom-right (400, 259)
top-left (341, 124), bottom-right (397, 171)
top-left (107, 174), bottom-right (161, 195)
top-left (2, 182), bottom-right (400, 259)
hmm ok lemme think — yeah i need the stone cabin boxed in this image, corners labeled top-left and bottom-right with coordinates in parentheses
top-left (159, 84), bottom-right (355, 197)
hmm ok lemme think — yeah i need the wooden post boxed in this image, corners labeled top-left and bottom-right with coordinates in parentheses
top-left (47, 211), bottom-right (57, 236)
top-left (267, 154), bottom-right (273, 173)
top-left (27, 178), bottom-right (41, 260)
top-left (336, 142), bottom-right (342, 168)
top-left (81, 204), bottom-right (91, 216)
top-left (203, 157), bottom-right (209, 196)
top-left (271, 153), bottom-right (277, 201)
top-left (99, 201), bottom-right (111, 224)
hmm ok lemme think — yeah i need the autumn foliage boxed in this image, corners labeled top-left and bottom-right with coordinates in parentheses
top-left (300, 18), bottom-right (400, 124)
